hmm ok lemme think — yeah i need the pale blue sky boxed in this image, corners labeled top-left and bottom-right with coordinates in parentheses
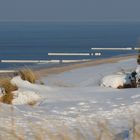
top-left (0, 0), bottom-right (140, 21)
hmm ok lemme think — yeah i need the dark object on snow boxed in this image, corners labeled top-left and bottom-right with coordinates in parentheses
top-left (137, 79), bottom-right (140, 87)
top-left (117, 72), bottom-right (137, 89)
top-left (117, 84), bottom-right (135, 89)
top-left (131, 71), bottom-right (137, 78)
top-left (130, 71), bottom-right (137, 88)
top-left (137, 56), bottom-right (140, 64)
top-left (137, 50), bottom-right (140, 64)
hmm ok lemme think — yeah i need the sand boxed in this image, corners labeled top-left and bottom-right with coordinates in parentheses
top-left (0, 55), bottom-right (137, 78)
top-left (36, 55), bottom-right (137, 77)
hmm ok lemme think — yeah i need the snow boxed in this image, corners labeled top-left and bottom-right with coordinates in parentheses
top-left (12, 90), bottom-right (41, 105)
top-left (11, 76), bottom-right (51, 91)
top-left (101, 61), bottom-right (140, 89)
top-left (136, 65), bottom-right (140, 73)
top-left (10, 76), bottom-right (41, 105)
top-left (135, 65), bottom-right (140, 87)
top-left (0, 87), bottom-right (4, 95)
top-left (101, 73), bottom-right (133, 88)
top-left (0, 57), bottom-right (140, 139)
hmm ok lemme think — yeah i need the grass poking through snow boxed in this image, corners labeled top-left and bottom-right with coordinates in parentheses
top-left (0, 68), bottom-right (40, 105)
top-left (0, 78), bottom-right (18, 104)
top-left (19, 68), bottom-right (37, 84)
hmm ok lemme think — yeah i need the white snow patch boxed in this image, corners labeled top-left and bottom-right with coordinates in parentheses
top-left (131, 94), bottom-right (140, 99)
top-left (11, 76), bottom-right (52, 92)
top-left (90, 100), bottom-right (98, 104)
top-left (10, 76), bottom-right (41, 105)
top-left (101, 73), bottom-right (133, 88)
top-left (136, 65), bottom-right (140, 74)
top-left (78, 102), bottom-right (86, 106)
top-left (12, 90), bottom-right (41, 105)
top-left (69, 107), bottom-right (76, 110)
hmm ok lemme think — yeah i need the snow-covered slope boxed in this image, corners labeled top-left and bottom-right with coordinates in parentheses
top-left (0, 58), bottom-right (140, 140)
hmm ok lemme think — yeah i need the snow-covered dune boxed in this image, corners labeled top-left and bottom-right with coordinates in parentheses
top-left (0, 57), bottom-right (140, 140)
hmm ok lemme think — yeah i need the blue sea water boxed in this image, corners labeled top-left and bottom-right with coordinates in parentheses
top-left (0, 21), bottom-right (139, 69)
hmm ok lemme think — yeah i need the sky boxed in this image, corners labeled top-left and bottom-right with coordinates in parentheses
top-left (0, 0), bottom-right (140, 21)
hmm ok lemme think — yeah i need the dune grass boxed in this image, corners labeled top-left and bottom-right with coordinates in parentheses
top-left (0, 78), bottom-right (18, 93)
top-left (18, 68), bottom-right (38, 84)
top-left (2, 118), bottom-right (140, 140)
top-left (0, 105), bottom-right (140, 140)
top-left (0, 68), bottom-right (39, 104)
top-left (0, 78), bottom-right (18, 104)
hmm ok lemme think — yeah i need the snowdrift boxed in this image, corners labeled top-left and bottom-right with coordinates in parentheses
top-left (101, 73), bottom-right (134, 88)
top-left (101, 66), bottom-right (140, 89)
top-left (0, 76), bottom-right (41, 105)
top-left (12, 90), bottom-right (40, 105)
top-left (11, 76), bottom-right (41, 105)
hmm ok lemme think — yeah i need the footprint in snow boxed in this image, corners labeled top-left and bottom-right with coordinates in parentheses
top-left (134, 101), bottom-right (140, 104)
top-left (68, 111), bottom-right (76, 114)
top-left (121, 104), bottom-right (125, 106)
top-left (116, 97), bottom-right (123, 100)
top-left (90, 101), bottom-right (98, 104)
top-left (81, 105), bottom-right (90, 110)
top-left (98, 108), bottom-right (103, 111)
top-left (131, 95), bottom-right (140, 99)
top-left (112, 104), bottom-right (119, 107)
top-left (69, 107), bottom-right (76, 110)
top-left (78, 102), bottom-right (86, 106)
top-left (51, 110), bottom-right (60, 114)
top-left (106, 101), bottom-right (111, 104)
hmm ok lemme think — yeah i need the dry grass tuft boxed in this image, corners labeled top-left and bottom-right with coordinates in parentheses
top-left (0, 92), bottom-right (14, 104)
top-left (0, 68), bottom-right (38, 104)
top-left (19, 68), bottom-right (37, 84)
top-left (27, 101), bottom-right (37, 106)
top-left (0, 78), bottom-right (18, 104)
top-left (0, 78), bottom-right (18, 93)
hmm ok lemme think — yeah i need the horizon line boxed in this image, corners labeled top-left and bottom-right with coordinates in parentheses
top-left (0, 20), bottom-right (140, 22)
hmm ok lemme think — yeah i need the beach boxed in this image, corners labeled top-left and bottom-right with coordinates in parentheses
top-left (0, 54), bottom-right (140, 139)
top-left (0, 55), bottom-right (136, 79)
top-left (1, 1), bottom-right (140, 139)
top-left (36, 54), bottom-right (137, 77)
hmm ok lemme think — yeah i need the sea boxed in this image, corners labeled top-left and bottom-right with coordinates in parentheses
top-left (0, 21), bottom-right (139, 70)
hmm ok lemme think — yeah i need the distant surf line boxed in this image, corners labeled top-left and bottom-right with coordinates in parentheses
top-left (1, 59), bottom-right (90, 63)
top-left (91, 47), bottom-right (140, 50)
top-left (48, 52), bottom-right (101, 56)
top-left (91, 47), bottom-right (133, 50)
